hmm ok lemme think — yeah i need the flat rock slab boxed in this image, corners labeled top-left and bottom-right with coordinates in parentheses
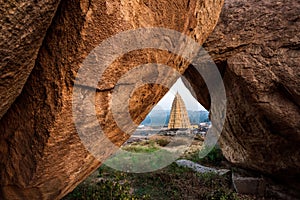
top-left (175, 159), bottom-right (230, 175)
top-left (232, 171), bottom-right (266, 196)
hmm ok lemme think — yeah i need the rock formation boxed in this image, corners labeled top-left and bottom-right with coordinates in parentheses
top-left (0, 0), bottom-right (223, 199)
top-left (1, 0), bottom-right (299, 198)
top-left (0, 0), bottom-right (61, 119)
top-left (184, 0), bottom-right (300, 194)
top-left (168, 93), bottom-right (191, 129)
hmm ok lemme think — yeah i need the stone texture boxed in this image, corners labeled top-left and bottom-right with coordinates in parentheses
top-left (0, 0), bottom-right (223, 199)
top-left (176, 159), bottom-right (230, 175)
top-left (184, 0), bottom-right (300, 192)
top-left (0, 0), bottom-right (61, 119)
top-left (168, 93), bottom-right (191, 129)
top-left (232, 171), bottom-right (265, 196)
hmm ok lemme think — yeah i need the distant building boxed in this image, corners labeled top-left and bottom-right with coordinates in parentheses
top-left (168, 93), bottom-right (191, 129)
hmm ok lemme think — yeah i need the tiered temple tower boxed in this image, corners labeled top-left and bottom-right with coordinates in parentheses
top-left (168, 92), bottom-right (191, 129)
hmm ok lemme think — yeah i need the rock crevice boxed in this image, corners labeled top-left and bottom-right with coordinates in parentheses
top-left (184, 0), bottom-right (300, 192)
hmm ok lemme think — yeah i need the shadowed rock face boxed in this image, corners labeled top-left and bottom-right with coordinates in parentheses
top-left (185, 0), bottom-right (300, 192)
top-left (0, 0), bottom-right (223, 199)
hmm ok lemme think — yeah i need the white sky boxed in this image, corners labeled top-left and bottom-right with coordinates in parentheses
top-left (153, 78), bottom-right (206, 111)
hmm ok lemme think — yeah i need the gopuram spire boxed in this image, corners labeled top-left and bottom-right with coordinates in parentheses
top-left (168, 92), bottom-right (191, 129)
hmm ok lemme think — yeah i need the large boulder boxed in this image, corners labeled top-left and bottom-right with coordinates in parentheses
top-left (0, 0), bottom-right (61, 119)
top-left (185, 0), bottom-right (300, 192)
top-left (0, 0), bottom-right (223, 199)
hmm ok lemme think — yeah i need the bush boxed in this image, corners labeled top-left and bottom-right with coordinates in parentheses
top-left (188, 146), bottom-right (225, 166)
top-left (155, 139), bottom-right (170, 147)
top-left (203, 146), bottom-right (224, 165)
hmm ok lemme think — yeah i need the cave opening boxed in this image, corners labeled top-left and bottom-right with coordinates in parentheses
top-left (102, 77), bottom-right (211, 172)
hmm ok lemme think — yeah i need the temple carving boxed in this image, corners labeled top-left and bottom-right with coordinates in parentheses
top-left (168, 93), bottom-right (191, 129)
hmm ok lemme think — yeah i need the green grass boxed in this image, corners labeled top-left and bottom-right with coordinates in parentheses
top-left (122, 144), bottom-right (159, 153)
top-left (63, 161), bottom-right (239, 200)
top-left (63, 143), bottom-right (238, 200)
top-left (62, 182), bottom-right (134, 200)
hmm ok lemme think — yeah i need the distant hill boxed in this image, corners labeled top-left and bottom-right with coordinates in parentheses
top-left (141, 110), bottom-right (209, 127)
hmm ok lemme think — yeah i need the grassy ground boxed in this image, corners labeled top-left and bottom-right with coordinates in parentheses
top-left (63, 137), bottom-right (257, 200)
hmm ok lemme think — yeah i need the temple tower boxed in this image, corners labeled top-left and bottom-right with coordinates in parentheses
top-left (168, 92), bottom-right (191, 129)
